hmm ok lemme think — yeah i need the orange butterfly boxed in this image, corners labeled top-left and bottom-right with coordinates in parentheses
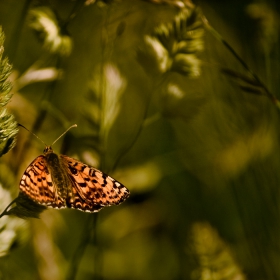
top-left (19, 125), bottom-right (129, 213)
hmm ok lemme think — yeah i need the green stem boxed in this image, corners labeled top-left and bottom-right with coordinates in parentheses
top-left (0, 197), bottom-right (17, 219)
top-left (201, 14), bottom-right (279, 106)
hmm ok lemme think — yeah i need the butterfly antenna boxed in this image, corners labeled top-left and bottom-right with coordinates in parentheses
top-left (18, 123), bottom-right (48, 146)
top-left (51, 124), bottom-right (77, 146)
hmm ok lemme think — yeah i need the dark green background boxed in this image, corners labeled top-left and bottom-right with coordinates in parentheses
top-left (0, 0), bottom-right (280, 279)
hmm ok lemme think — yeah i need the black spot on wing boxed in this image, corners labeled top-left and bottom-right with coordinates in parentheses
top-left (89, 169), bottom-right (95, 177)
top-left (69, 166), bottom-right (78, 175)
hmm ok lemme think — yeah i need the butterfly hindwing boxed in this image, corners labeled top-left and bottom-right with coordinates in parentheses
top-left (60, 155), bottom-right (130, 211)
top-left (66, 186), bottom-right (104, 212)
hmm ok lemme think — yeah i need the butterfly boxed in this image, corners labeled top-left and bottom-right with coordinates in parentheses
top-left (19, 124), bottom-right (129, 213)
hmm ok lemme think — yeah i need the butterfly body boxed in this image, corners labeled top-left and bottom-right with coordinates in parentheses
top-left (20, 146), bottom-right (129, 213)
top-left (44, 147), bottom-right (72, 203)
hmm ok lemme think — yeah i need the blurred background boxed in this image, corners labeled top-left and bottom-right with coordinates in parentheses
top-left (0, 0), bottom-right (280, 279)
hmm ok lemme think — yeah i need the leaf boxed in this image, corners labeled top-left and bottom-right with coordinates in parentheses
top-left (221, 68), bottom-right (268, 96)
top-left (4, 193), bottom-right (47, 219)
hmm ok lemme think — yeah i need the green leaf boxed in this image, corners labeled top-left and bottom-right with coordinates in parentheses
top-left (4, 194), bottom-right (47, 219)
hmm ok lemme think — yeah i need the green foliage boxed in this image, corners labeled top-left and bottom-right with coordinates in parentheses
top-left (3, 193), bottom-right (47, 219)
top-left (0, 28), bottom-right (17, 156)
top-left (29, 7), bottom-right (72, 56)
top-left (138, 6), bottom-right (204, 77)
top-left (0, 0), bottom-right (280, 279)
top-left (0, 171), bottom-right (27, 258)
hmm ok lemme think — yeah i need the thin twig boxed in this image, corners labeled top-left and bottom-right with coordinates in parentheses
top-left (0, 198), bottom-right (17, 219)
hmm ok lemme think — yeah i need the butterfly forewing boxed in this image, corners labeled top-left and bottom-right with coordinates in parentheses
top-left (20, 155), bottom-right (66, 208)
top-left (60, 155), bottom-right (130, 211)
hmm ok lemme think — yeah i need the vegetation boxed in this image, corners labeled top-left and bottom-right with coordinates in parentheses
top-left (0, 0), bottom-right (280, 279)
